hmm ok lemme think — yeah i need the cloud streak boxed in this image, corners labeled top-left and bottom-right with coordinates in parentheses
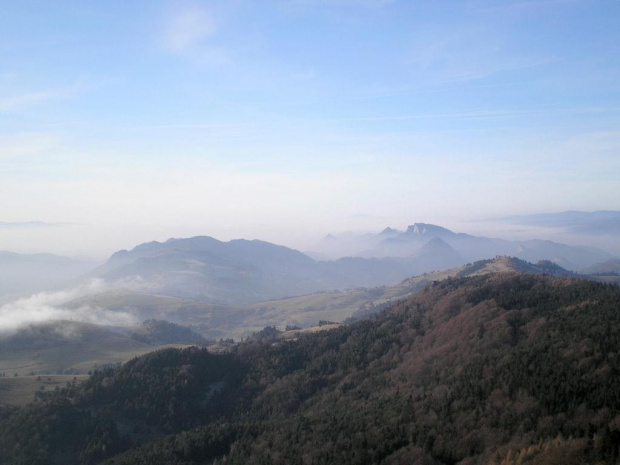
top-left (0, 90), bottom-right (62, 112)
top-left (162, 4), bottom-right (218, 53)
top-left (286, 0), bottom-right (396, 9)
top-left (0, 280), bottom-right (137, 335)
top-left (0, 83), bottom-right (85, 113)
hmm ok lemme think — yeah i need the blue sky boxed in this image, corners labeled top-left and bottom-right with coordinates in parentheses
top-left (1, 0), bottom-right (619, 257)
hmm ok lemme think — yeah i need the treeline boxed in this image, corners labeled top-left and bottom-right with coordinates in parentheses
top-left (1, 273), bottom-right (620, 464)
top-left (130, 319), bottom-right (210, 346)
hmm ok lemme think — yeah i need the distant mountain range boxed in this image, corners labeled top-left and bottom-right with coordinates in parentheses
top-left (310, 222), bottom-right (613, 270)
top-left (584, 258), bottom-right (620, 275)
top-left (90, 236), bottom-right (410, 305)
top-left (82, 224), bottom-right (616, 308)
top-left (1, 221), bottom-right (615, 316)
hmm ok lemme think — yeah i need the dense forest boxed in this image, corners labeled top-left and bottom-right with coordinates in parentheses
top-left (1, 273), bottom-right (620, 464)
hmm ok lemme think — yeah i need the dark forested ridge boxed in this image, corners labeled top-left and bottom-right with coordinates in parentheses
top-left (2, 273), bottom-right (620, 464)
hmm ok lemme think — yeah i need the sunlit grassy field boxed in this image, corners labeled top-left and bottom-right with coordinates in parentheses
top-left (0, 321), bottom-right (195, 377)
top-left (0, 374), bottom-right (89, 406)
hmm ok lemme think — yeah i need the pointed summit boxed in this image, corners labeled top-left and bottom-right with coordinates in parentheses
top-left (321, 233), bottom-right (338, 242)
top-left (379, 227), bottom-right (401, 237)
top-left (414, 237), bottom-right (459, 257)
top-left (411, 237), bottom-right (463, 270)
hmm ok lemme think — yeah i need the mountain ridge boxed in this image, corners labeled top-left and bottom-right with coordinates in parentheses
top-left (93, 236), bottom-right (411, 305)
top-left (0, 251), bottom-right (97, 303)
top-left (314, 222), bottom-right (612, 269)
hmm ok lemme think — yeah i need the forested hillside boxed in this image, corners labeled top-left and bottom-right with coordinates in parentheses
top-left (1, 273), bottom-right (620, 464)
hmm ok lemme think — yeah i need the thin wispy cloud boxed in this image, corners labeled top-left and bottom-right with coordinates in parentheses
top-left (162, 5), bottom-right (218, 53)
top-left (0, 90), bottom-right (64, 112)
top-left (130, 106), bottom-right (618, 135)
top-left (436, 57), bottom-right (562, 84)
top-left (405, 23), bottom-right (558, 86)
top-left (468, 0), bottom-right (583, 13)
top-left (0, 82), bottom-right (91, 113)
top-left (333, 106), bottom-right (619, 122)
top-left (286, 0), bottom-right (396, 9)
top-left (133, 122), bottom-right (257, 130)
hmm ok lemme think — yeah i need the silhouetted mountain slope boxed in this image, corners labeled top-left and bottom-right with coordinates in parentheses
top-left (92, 236), bottom-right (414, 305)
top-left (585, 258), bottom-right (620, 275)
top-left (103, 236), bottom-right (315, 275)
top-left (2, 273), bottom-right (620, 464)
top-left (0, 251), bottom-right (96, 303)
top-left (94, 237), bottom-right (322, 304)
top-left (514, 239), bottom-right (611, 271)
top-left (379, 227), bottom-right (402, 236)
top-left (411, 237), bottom-right (462, 270)
top-left (308, 228), bottom-right (403, 259)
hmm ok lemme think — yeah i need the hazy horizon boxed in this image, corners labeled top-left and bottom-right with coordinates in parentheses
top-left (1, 210), bottom-right (619, 261)
top-left (2, 1), bottom-right (620, 258)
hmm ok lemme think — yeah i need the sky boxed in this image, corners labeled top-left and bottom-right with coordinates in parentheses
top-left (1, 0), bottom-right (619, 258)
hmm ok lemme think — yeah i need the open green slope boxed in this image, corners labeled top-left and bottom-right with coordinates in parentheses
top-left (0, 321), bottom-right (195, 378)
